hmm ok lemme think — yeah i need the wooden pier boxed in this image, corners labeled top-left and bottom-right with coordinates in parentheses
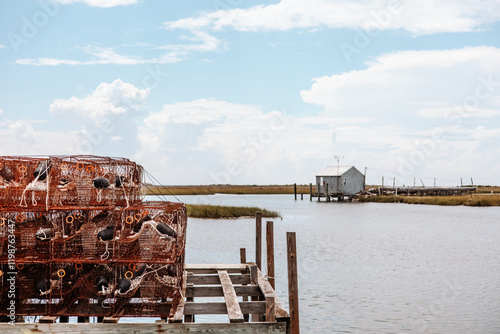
top-left (0, 263), bottom-right (290, 333)
top-left (368, 186), bottom-right (477, 196)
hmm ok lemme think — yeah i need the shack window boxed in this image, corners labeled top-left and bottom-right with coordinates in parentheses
top-left (344, 178), bottom-right (346, 185)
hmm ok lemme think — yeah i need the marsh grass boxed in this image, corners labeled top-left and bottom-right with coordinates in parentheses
top-left (359, 194), bottom-right (500, 206)
top-left (186, 204), bottom-right (280, 219)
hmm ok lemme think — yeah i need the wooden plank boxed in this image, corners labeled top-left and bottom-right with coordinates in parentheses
top-left (103, 317), bottom-right (119, 323)
top-left (186, 285), bottom-right (262, 298)
top-left (266, 295), bottom-right (276, 322)
top-left (287, 232), bottom-right (300, 334)
top-left (169, 271), bottom-right (187, 323)
top-left (0, 322), bottom-right (287, 333)
top-left (218, 270), bottom-right (244, 323)
top-left (187, 274), bottom-right (250, 285)
top-left (39, 316), bottom-right (58, 323)
top-left (185, 264), bottom-right (248, 274)
top-left (257, 270), bottom-right (289, 319)
top-left (184, 301), bottom-right (266, 315)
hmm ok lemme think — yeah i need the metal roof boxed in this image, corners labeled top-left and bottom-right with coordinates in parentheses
top-left (316, 166), bottom-right (355, 177)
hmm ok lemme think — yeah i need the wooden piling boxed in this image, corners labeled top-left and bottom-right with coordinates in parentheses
top-left (256, 212), bottom-right (262, 270)
top-left (266, 221), bottom-right (275, 290)
top-left (325, 183), bottom-right (329, 202)
top-left (240, 248), bottom-right (250, 322)
top-left (294, 183), bottom-right (297, 200)
top-left (287, 232), bottom-right (300, 334)
top-left (309, 183), bottom-right (312, 201)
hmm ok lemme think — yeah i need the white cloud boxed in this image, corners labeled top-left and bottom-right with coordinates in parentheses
top-left (0, 108), bottom-right (3, 115)
top-left (50, 79), bottom-right (149, 127)
top-left (300, 46), bottom-right (500, 185)
top-left (53, 0), bottom-right (138, 8)
top-left (163, 0), bottom-right (500, 35)
top-left (301, 46), bottom-right (500, 121)
top-left (136, 99), bottom-right (340, 184)
top-left (50, 79), bottom-right (149, 156)
top-left (0, 120), bottom-right (79, 155)
top-left (16, 32), bottom-right (221, 66)
top-left (0, 45), bottom-right (6, 49)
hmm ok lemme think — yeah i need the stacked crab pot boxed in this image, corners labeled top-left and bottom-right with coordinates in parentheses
top-left (0, 156), bottom-right (187, 318)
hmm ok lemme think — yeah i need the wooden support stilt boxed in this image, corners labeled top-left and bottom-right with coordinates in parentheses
top-left (240, 248), bottom-right (250, 322)
top-left (266, 295), bottom-right (276, 322)
top-left (309, 183), bottom-right (312, 201)
top-left (250, 264), bottom-right (259, 322)
top-left (185, 271), bottom-right (195, 323)
top-left (294, 183), bottom-right (297, 200)
top-left (266, 221), bottom-right (275, 290)
top-left (256, 212), bottom-right (262, 270)
top-left (169, 271), bottom-right (187, 324)
top-left (287, 232), bottom-right (300, 334)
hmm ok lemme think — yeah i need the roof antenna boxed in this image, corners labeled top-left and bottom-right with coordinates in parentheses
top-left (334, 155), bottom-right (344, 176)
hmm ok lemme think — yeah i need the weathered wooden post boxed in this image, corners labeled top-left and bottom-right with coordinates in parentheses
top-left (240, 248), bottom-right (249, 322)
top-left (240, 248), bottom-right (246, 264)
top-left (309, 183), bottom-right (312, 201)
top-left (250, 264), bottom-right (259, 322)
top-left (255, 211), bottom-right (262, 270)
top-left (294, 183), bottom-right (297, 200)
top-left (287, 232), bottom-right (300, 334)
top-left (266, 221), bottom-right (275, 289)
top-left (300, 193), bottom-right (303, 200)
top-left (326, 183), bottom-right (329, 202)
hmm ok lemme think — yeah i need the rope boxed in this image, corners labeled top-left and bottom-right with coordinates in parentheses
top-left (97, 189), bottom-right (103, 202)
top-left (32, 191), bottom-right (37, 206)
top-left (143, 169), bottom-right (179, 202)
top-left (100, 242), bottom-right (110, 260)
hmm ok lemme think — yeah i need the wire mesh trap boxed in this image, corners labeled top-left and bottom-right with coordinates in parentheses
top-left (0, 155), bottom-right (186, 318)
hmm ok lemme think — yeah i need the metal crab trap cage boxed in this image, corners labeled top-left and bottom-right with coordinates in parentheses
top-left (0, 155), bottom-right (187, 318)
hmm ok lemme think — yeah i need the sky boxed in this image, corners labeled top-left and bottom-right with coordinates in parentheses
top-left (1, 0), bottom-right (500, 186)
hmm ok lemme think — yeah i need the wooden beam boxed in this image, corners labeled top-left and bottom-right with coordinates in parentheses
top-left (0, 322), bottom-right (287, 333)
top-left (186, 285), bottom-right (261, 298)
top-left (169, 271), bottom-right (187, 323)
top-left (218, 270), bottom-right (244, 323)
top-left (39, 316), bottom-right (58, 323)
top-left (184, 301), bottom-right (266, 315)
top-left (257, 269), bottom-right (289, 319)
top-left (185, 264), bottom-right (248, 274)
top-left (103, 317), bottom-right (119, 323)
top-left (266, 295), bottom-right (276, 322)
top-left (187, 274), bottom-right (250, 285)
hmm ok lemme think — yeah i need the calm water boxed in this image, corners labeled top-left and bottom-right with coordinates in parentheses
top-left (156, 194), bottom-right (500, 333)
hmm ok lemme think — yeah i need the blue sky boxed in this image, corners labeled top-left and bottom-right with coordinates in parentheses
top-left (1, 0), bottom-right (500, 185)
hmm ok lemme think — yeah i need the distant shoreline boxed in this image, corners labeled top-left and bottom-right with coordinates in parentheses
top-left (144, 184), bottom-right (500, 208)
top-left (144, 184), bottom-right (316, 196)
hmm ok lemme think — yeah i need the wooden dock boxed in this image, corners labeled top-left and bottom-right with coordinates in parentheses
top-left (0, 263), bottom-right (289, 333)
top-left (368, 186), bottom-right (477, 196)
